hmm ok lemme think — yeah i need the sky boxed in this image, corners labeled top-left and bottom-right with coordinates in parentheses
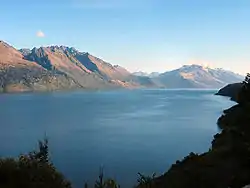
top-left (1, 0), bottom-right (250, 74)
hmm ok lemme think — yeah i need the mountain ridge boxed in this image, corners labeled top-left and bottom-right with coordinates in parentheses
top-left (0, 40), bottom-right (244, 92)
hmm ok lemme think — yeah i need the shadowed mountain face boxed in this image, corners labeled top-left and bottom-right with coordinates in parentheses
top-left (155, 64), bottom-right (244, 88)
top-left (23, 45), bottom-right (158, 89)
top-left (23, 46), bottom-right (116, 89)
top-left (24, 46), bottom-right (132, 80)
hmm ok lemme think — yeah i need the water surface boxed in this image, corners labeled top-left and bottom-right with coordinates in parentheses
top-left (0, 89), bottom-right (235, 187)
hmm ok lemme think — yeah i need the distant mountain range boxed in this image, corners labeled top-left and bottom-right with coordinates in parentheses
top-left (0, 40), bottom-right (244, 92)
top-left (152, 64), bottom-right (244, 88)
top-left (133, 71), bottom-right (160, 78)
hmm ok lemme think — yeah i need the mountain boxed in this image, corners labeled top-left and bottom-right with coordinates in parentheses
top-left (149, 72), bottom-right (161, 78)
top-left (133, 71), bottom-right (160, 78)
top-left (22, 46), bottom-right (155, 88)
top-left (0, 41), bottom-right (155, 92)
top-left (0, 41), bottom-right (81, 92)
top-left (154, 64), bottom-right (244, 88)
top-left (133, 71), bottom-right (149, 77)
top-left (22, 46), bottom-right (119, 89)
top-left (0, 40), bottom-right (245, 92)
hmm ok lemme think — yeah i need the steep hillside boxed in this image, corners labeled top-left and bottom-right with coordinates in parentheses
top-left (0, 41), bottom-right (156, 93)
top-left (21, 45), bottom-right (155, 89)
top-left (23, 46), bottom-right (117, 89)
top-left (0, 40), bottom-right (37, 67)
top-left (0, 41), bottom-right (80, 92)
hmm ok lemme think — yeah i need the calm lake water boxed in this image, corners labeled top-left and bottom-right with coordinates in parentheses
top-left (0, 89), bottom-right (235, 187)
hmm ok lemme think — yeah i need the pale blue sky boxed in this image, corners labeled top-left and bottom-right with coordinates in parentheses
top-left (1, 0), bottom-right (250, 74)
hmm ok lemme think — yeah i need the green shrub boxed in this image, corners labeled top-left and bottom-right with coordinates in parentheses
top-left (0, 138), bottom-right (71, 188)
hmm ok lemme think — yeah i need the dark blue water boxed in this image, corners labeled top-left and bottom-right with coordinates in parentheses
top-left (0, 89), bottom-right (235, 187)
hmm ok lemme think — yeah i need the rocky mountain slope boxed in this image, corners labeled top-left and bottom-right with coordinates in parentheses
top-left (0, 41), bottom-right (80, 92)
top-left (0, 40), bottom-right (244, 92)
top-left (0, 41), bottom-right (155, 92)
top-left (22, 46), bottom-right (118, 89)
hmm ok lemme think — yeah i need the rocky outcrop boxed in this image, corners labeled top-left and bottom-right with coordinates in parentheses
top-left (215, 83), bottom-right (243, 101)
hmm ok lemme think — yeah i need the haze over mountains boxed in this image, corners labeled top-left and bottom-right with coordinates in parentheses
top-left (151, 64), bottom-right (243, 88)
top-left (0, 40), bottom-right (243, 92)
top-left (133, 71), bottom-right (161, 78)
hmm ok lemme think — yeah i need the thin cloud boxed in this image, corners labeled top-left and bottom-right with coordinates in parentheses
top-left (36, 30), bottom-right (45, 38)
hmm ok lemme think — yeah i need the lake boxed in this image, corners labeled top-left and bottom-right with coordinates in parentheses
top-left (0, 89), bottom-right (235, 187)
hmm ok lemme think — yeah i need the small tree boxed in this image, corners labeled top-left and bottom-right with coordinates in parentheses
top-left (104, 179), bottom-right (120, 188)
top-left (237, 73), bottom-right (250, 104)
top-left (95, 167), bottom-right (105, 188)
top-left (94, 167), bottom-right (120, 188)
top-left (84, 182), bottom-right (88, 188)
top-left (36, 138), bottom-right (49, 163)
top-left (244, 73), bottom-right (250, 85)
top-left (0, 138), bottom-right (71, 188)
top-left (137, 173), bottom-right (156, 188)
